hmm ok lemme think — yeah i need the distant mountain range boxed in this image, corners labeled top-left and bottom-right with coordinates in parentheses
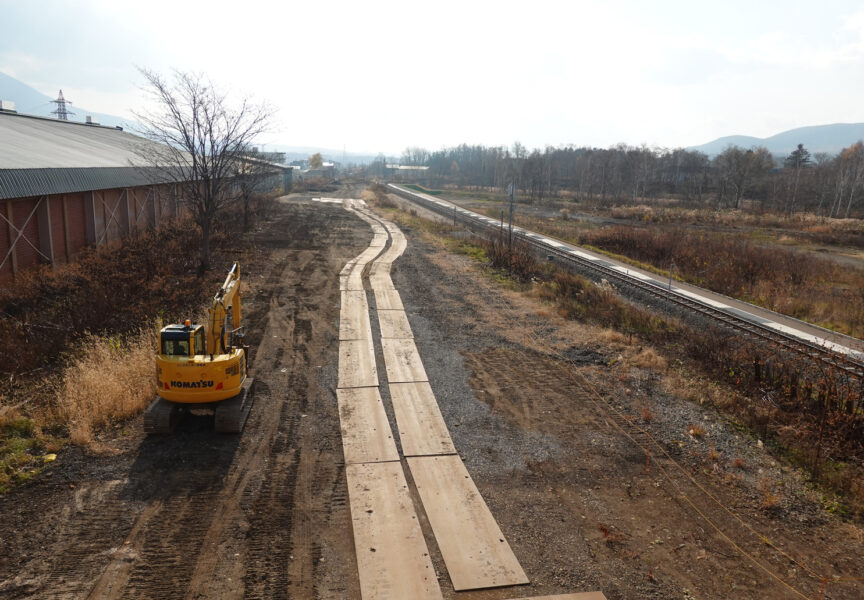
top-left (0, 71), bottom-right (134, 129)
top-left (5, 71), bottom-right (862, 162)
top-left (688, 123), bottom-right (864, 157)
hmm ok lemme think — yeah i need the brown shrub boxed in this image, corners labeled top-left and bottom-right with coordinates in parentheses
top-left (579, 225), bottom-right (864, 336)
top-left (0, 219), bottom-right (234, 375)
top-left (759, 477), bottom-right (783, 510)
top-left (481, 239), bottom-right (538, 282)
top-left (628, 347), bottom-right (667, 371)
top-left (640, 405), bottom-right (654, 422)
top-left (688, 424), bottom-right (707, 437)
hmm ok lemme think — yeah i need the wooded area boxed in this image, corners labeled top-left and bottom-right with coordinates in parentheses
top-left (389, 142), bottom-right (864, 218)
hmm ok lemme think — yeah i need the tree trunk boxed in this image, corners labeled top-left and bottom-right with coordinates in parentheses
top-left (845, 177), bottom-right (859, 218)
top-left (199, 219), bottom-right (211, 275)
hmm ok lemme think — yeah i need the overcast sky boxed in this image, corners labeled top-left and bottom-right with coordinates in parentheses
top-left (1, 0), bottom-right (863, 155)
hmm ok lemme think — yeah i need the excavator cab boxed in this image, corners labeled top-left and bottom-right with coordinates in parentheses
top-left (159, 322), bottom-right (205, 357)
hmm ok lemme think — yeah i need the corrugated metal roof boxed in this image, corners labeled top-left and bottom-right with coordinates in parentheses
top-left (0, 167), bottom-right (170, 200)
top-left (0, 111), bottom-right (286, 200)
top-left (0, 111), bottom-right (183, 199)
top-left (0, 111), bottom-right (157, 169)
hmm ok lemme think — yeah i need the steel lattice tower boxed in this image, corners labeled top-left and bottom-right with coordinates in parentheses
top-left (50, 89), bottom-right (75, 121)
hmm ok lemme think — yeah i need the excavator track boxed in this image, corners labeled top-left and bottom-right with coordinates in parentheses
top-left (143, 397), bottom-right (183, 434)
top-left (214, 378), bottom-right (255, 433)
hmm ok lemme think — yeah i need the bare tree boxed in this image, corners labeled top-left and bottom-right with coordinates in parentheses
top-left (835, 142), bottom-right (864, 218)
top-left (235, 149), bottom-right (280, 231)
top-left (309, 152), bottom-right (324, 169)
top-left (133, 68), bottom-right (272, 273)
top-left (714, 146), bottom-right (774, 209)
top-left (783, 143), bottom-right (812, 215)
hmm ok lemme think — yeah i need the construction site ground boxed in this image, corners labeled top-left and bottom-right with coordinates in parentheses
top-left (1, 187), bottom-right (862, 600)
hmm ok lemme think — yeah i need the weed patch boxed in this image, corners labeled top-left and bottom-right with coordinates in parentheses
top-left (0, 416), bottom-right (58, 493)
top-left (58, 328), bottom-right (159, 445)
top-left (578, 226), bottom-right (864, 337)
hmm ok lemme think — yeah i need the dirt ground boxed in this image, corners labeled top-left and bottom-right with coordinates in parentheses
top-left (0, 186), bottom-right (862, 599)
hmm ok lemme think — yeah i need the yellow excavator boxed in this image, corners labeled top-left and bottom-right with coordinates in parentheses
top-left (144, 263), bottom-right (254, 433)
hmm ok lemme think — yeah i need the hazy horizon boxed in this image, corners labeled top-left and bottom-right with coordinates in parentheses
top-left (2, 0), bottom-right (864, 155)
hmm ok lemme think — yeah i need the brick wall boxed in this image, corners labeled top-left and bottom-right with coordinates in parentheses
top-left (49, 196), bottom-right (67, 263)
top-left (64, 193), bottom-right (87, 258)
top-left (11, 198), bottom-right (41, 270)
top-left (0, 183), bottom-right (181, 279)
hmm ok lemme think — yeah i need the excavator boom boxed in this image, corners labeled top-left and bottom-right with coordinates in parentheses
top-left (206, 263), bottom-right (243, 355)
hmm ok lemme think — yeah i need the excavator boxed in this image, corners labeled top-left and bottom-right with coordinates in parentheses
top-left (144, 263), bottom-right (255, 433)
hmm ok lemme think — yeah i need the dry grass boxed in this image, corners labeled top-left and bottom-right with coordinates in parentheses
top-left (595, 328), bottom-right (629, 346)
top-left (627, 347), bottom-right (667, 371)
top-left (365, 184), bottom-right (399, 209)
top-left (607, 205), bottom-right (864, 238)
top-left (640, 405), bottom-right (655, 423)
top-left (578, 226), bottom-right (864, 336)
top-left (481, 238), bottom-right (540, 282)
top-left (759, 476), bottom-right (783, 510)
top-left (57, 326), bottom-right (159, 445)
top-left (688, 424), bottom-right (708, 437)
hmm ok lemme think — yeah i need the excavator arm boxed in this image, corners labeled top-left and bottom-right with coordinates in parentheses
top-left (206, 263), bottom-right (243, 355)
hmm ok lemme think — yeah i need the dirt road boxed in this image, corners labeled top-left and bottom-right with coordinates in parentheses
top-left (0, 194), bottom-right (366, 599)
top-left (1, 188), bottom-right (862, 599)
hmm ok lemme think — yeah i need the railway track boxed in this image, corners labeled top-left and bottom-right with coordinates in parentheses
top-left (388, 183), bottom-right (864, 380)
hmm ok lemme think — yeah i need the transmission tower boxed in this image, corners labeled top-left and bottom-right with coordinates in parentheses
top-left (50, 89), bottom-right (75, 121)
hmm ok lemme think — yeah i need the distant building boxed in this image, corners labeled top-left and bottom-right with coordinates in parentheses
top-left (302, 162), bottom-right (336, 180)
top-left (385, 164), bottom-right (430, 182)
top-left (0, 106), bottom-right (287, 278)
top-left (248, 147), bottom-right (287, 164)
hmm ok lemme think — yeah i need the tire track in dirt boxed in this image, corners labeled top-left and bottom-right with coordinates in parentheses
top-left (181, 252), bottom-right (314, 600)
top-left (243, 199), bottom-right (363, 599)
top-left (463, 346), bottom-right (602, 437)
top-left (90, 246), bottom-right (306, 600)
top-left (36, 482), bottom-right (139, 600)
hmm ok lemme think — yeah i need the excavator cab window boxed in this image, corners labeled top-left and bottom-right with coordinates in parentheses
top-left (160, 324), bottom-right (201, 357)
top-left (193, 327), bottom-right (205, 356)
top-left (162, 338), bottom-right (190, 356)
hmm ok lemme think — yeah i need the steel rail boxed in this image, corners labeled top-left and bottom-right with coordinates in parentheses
top-left (388, 184), bottom-right (864, 379)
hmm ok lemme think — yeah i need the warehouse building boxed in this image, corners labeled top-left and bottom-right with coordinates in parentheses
top-left (0, 106), bottom-right (287, 278)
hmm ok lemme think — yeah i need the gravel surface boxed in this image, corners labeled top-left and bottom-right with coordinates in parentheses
top-left (369, 199), bottom-right (864, 600)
